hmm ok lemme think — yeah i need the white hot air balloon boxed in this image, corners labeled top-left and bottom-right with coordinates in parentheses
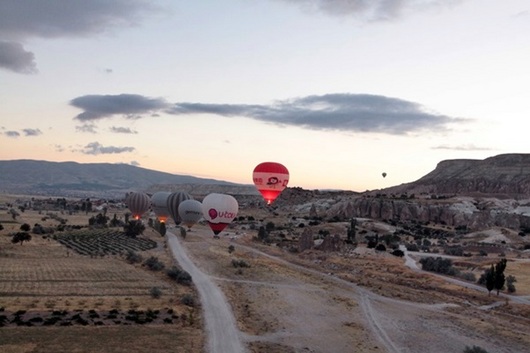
top-left (178, 199), bottom-right (203, 229)
top-left (202, 193), bottom-right (238, 236)
top-left (150, 191), bottom-right (171, 223)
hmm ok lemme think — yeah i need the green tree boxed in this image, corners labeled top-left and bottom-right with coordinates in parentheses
top-left (9, 208), bottom-right (19, 220)
top-left (20, 223), bottom-right (31, 232)
top-left (347, 218), bottom-right (357, 243)
top-left (12, 232), bottom-right (32, 245)
top-left (109, 214), bottom-right (121, 227)
top-left (123, 220), bottom-right (145, 237)
top-left (494, 258), bottom-right (507, 295)
top-left (89, 213), bottom-right (108, 227)
top-left (257, 226), bottom-right (268, 242)
top-left (159, 222), bottom-right (167, 236)
top-left (506, 275), bottom-right (517, 293)
top-left (485, 265), bottom-right (495, 295)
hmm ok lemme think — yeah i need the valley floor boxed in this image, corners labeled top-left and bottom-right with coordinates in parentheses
top-left (179, 225), bottom-right (530, 353)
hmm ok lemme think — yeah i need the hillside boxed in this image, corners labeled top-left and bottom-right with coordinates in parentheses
top-left (378, 153), bottom-right (530, 198)
top-left (0, 160), bottom-right (242, 198)
top-left (2, 154), bottom-right (530, 201)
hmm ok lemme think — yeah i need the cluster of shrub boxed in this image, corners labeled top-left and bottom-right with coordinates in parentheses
top-left (419, 257), bottom-right (516, 295)
top-left (0, 307), bottom-right (185, 327)
top-left (125, 251), bottom-right (193, 287)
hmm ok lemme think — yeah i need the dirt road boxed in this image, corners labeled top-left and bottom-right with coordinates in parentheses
top-left (172, 227), bottom-right (530, 353)
top-left (167, 232), bottom-right (247, 353)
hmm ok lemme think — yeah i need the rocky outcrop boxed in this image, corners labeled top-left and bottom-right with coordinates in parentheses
top-left (380, 154), bottom-right (530, 197)
top-left (315, 234), bottom-right (342, 252)
top-left (298, 228), bottom-right (314, 252)
top-left (326, 196), bottom-right (530, 231)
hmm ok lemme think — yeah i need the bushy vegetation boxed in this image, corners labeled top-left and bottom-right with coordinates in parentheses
top-left (166, 266), bottom-right (192, 285)
top-left (444, 246), bottom-right (464, 256)
top-left (125, 250), bottom-right (143, 264)
top-left (143, 256), bottom-right (165, 271)
top-left (54, 229), bottom-right (156, 256)
top-left (463, 346), bottom-right (489, 353)
top-left (419, 257), bottom-right (458, 276)
top-left (11, 232), bottom-right (31, 245)
top-left (149, 287), bottom-right (162, 299)
top-left (0, 308), bottom-right (181, 327)
top-left (231, 259), bottom-right (251, 268)
top-left (123, 220), bottom-right (146, 238)
top-left (180, 294), bottom-right (195, 307)
top-left (391, 249), bottom-right (404, 257)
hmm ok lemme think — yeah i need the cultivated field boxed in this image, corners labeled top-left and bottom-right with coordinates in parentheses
top-left (0, 195), bottom-right (203, 352)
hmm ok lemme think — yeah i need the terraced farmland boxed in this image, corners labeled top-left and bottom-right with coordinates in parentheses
top-left (54, 228), bottom-right (157, 256)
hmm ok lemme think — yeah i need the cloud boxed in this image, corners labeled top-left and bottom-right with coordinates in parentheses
top-left (0, 41), bottom-right (37, 74)
top-left (431, 144), bottom-right (492, 151)
top-left (0, 0), bottom-right (157, 39)
top-left (274, 0), bottom-right (464, 21)
top-left (23, 128), bottom-right (42, 136)
top-left (0, 0), bottom-right (159, 74)
top-left (110, 126), bottom-right (138, 134)
top-left (168, 93), bottom-right (468, 135)
top-left (70, 92), bottom-right (468, 135)
top-left (80, 142), bottom-right (135, 155)
top-left (4, 131), bottom-right (20, 138)
top-left (70, 94), bottom-right (169, 121)
top-left (76, 124), bottom-right (98, 134)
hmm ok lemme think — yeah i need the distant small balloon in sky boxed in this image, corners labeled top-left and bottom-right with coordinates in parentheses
top-left (382, 172), bottom-right (387, 178)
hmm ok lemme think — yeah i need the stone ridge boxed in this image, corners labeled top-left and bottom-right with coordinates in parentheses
top-left (382, 153), bottom-right (530, 197)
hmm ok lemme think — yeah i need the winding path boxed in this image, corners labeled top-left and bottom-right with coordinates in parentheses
top-left (166, 232), bottom-right (247, 353)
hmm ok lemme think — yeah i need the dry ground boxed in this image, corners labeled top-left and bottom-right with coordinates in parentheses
top-left (181, 222), bottom-right (530, 353)
top-left (0, 197), bottom-right (204, 353)
top-left (2, 194), bottom-right (530, 353)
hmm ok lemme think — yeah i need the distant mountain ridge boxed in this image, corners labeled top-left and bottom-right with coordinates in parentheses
top-left (2, 154), bottom-right (530, 200)
top-left (0, 159), bottom-right (243, 198)
top-left (380, 153), bottom-right (530, 197)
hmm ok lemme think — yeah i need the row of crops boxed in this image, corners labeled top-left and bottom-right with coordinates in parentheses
top-left (54, 228), bottom-right (157, 256)
top-left (0, 308), bottom-right (185, 327)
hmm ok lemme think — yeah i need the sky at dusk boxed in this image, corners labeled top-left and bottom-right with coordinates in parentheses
top-left (1, 0), bottom-right (529, 191)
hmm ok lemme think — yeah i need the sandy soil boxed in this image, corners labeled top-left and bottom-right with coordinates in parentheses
top-left (2, 194), bottom-right (529, 353)
top-left (180, 225), bottom-right (530, 353)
